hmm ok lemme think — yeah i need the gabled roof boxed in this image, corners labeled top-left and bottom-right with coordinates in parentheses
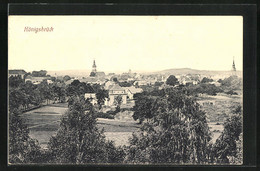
top-left (108, 84), bottom-right (124, 91)
top-left (9, 69), bottom-right (27, 75)
top-left (124, 86), bottom-right (143, 94)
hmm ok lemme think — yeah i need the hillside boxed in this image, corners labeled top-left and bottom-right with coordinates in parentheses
top-left (152, 68), bottom-right (242, 76)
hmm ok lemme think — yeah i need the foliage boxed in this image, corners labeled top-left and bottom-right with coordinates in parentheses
top-left (154, 81), bottom-right (164, 87)
top-left (96, 112), bottom-right (115, 119)
top-left (9, 75), bottom-right (24, 88)
top-left (95, 89), bottom-right (109, 109)
top-left (112, 77), bottom-right (118, 82)
top-left (63, 75), bottom-right (71, 82)
top-left (132, 95), bottom-right (156, 124)
top-left (47, 96), bottom-right (125, 163)
top-left (66, 80), bottom-right (94, 97)
top-left (184, 83), bottom-right (223, 96)
top-left (119, 81), bottom-right (132, 87)
top-left (201, 77), bottom-right (213, 84)
top-left (31, 70), bottom-right (47, 77)
top-left (212, 105), bottom-right (242, 163)
top-left (220, 75), bottom-right (242, 91)
top-left (90, 72), bottom-right (96, 77)
top-left (166, 75), bottom-right (179, 86)
top-left (226, 90), bottom-right (238, 95)
top-left (114, 95), bottom-right (123, 109)
top-left (127, 88), bottom-right (212, 164)
top-left (9, 109), bottom-right (42, 163)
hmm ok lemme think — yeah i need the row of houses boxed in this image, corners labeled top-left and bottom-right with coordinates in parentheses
top-left (85, 84), bottom-right (142, 107)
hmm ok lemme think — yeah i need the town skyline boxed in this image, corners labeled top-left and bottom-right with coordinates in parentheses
top-left (9, 16), bottom-right (243, 72)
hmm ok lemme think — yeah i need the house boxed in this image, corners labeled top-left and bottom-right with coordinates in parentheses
top-left (104, 80), bottom-right (116, 89)
top-left (133, 80), bottom-right (148, 86)
top-left (25, 76), bottom-right (52, 85)
top-left (123, 86), bottom-right (143, 100)
top-left (9, 69), bottom-right (27, 79)
top-left (107, 84), bottom-right (127, 106)
top-left (84, 93), bottom-right (97, 105)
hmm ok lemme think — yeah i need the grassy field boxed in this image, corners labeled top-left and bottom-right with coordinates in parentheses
top-left (197, 93), bottom-right (242, 142)
top-left (21, 104), bottom-right (67, 148)
top-left (21, 103), bottom-right (139, 148)
top-left (20, 93), bottom-right (240, 148)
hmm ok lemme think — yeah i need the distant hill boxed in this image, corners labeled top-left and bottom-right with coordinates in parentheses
top-left (47, 70), bottom-right (91, 77)
top-left (151, 68), bottom-right (242, 76)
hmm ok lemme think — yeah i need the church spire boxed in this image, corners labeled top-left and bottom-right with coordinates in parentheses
top-left (232, 57), bottom-right (236, 72)
top-left (92, 59), bottom-right (97, 72)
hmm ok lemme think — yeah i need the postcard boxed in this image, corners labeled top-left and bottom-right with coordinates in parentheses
top-left (8, 15), bottom-right (243, 165)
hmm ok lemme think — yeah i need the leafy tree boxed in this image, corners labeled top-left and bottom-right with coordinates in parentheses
top-left (96, 89), bottom-right (109, 109)
top-left (212, 105), bottom-right (242, 164)
top-left (47, 96), bottom-right (125, 163)
top-left (126, 88), bottom-right (212, 164)
top-left (9, 109), bottom-right (42, 163)
top-left (201, 77), bottom-right (213, 84)
top-left (226, 90), bottom-right (238, 96)
top-left (119, 81), bottom-right (132, 87)
top-left (132, 95), bottom-right (156, 124)
top-left (63, 75), bottom-right (71, 82)
top-left (52, 83), bottom-right (66, 103)
top-left (114, 95), bottom-right (123, 112)
top-left (166, 75), bottom-right (179, 86)
top-left (154, 81), bottom-right (164, 87)
top-left (221, 75), bottom-right (242, 91)
top-left (90, 72), bottom-right (96, 77)
top-left (112, 77), bottom-right (118, 83)
top-left (31, 70), bottom-right (47, 77)
top-left (9, 75), bottom-right (24, 88)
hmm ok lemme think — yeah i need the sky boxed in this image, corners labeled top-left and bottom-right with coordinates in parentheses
top-left (8, 16), bottom-right (243, 73)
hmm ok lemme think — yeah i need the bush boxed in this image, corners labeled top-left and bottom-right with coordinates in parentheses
top-left (96, 112), bottom-right (114, 119)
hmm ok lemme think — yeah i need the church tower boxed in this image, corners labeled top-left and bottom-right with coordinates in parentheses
top-left (232, 57), bottom-right (236, 76)
top-left (92, 60), bottom-right (97, 73)
top-left (90, 59), bottom-right (97, 77)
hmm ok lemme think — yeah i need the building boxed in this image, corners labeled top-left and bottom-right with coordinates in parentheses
top-left (123, 86), bottom-right (143, 100)
top-left (231, 57), bottom-right (236, 76)
top-left (107, 84), bottom-right (127, 106)
top-left (25, 75), bottom-right (51, 85)
top-left (89, 60), bottom-right (106, 78)
top-left (84, 93), bottom-right (97, 105)
top-left (9, 69), bottom-right (27, 79)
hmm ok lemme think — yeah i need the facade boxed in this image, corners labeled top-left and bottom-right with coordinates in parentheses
top-left (107, 84), bottom-right (127, 106)
top-left (84, 93), bottom-right (97, 105)
top-left (25, 76), bottom-right (52, 85)
top-left (123, 86), bottom-right (143, 100)
top-left (9, 69), bottom-right (27, 79)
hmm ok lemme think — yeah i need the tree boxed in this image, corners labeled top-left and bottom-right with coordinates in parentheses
top-left (47, 96), bottom-right (125, 163)
top-left (166, 75), bottom-right (179, 86)
top-left (90, 72), bottom-right (96, 77)
top-left (96, 89), bottom-right (109, 109)
top-left (212, 105), bottom-right (242, 164)
top-left (119, 81), bottom-right (132, 87)
top-left (201, 77), bottom-right (213, 84)
top-left (126, 88), bottom-right (212, 164)
top-left (9, 109), bottom-right (42, 163)
top-left (132, 95), bottom-right (156, 124)
top-left (112, 77), bottom-right (118, 83)
top-left (9, 75), bottom-right (24, 88)
top-left (63, 75), bottom-right (71, 82)
top-left (114, 95), bottom-right (123, 112)
top-left (31, 70), bottom-right (47, 77)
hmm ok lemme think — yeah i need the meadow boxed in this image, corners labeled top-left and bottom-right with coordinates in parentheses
top-left (20, 93), bottom-right (241, 148)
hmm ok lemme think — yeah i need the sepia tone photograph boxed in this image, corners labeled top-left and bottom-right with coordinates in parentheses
top-left (8, 16), bottom-right (243, 165)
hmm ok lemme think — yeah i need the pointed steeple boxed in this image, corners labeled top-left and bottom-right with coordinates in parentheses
top-left (92, 59), bottom-right (97, 73)
top-left (232, 57), bottom-right (236, 72)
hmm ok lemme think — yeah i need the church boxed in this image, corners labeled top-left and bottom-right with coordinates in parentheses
top-left (89, 60), bottom-right (105, 77)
